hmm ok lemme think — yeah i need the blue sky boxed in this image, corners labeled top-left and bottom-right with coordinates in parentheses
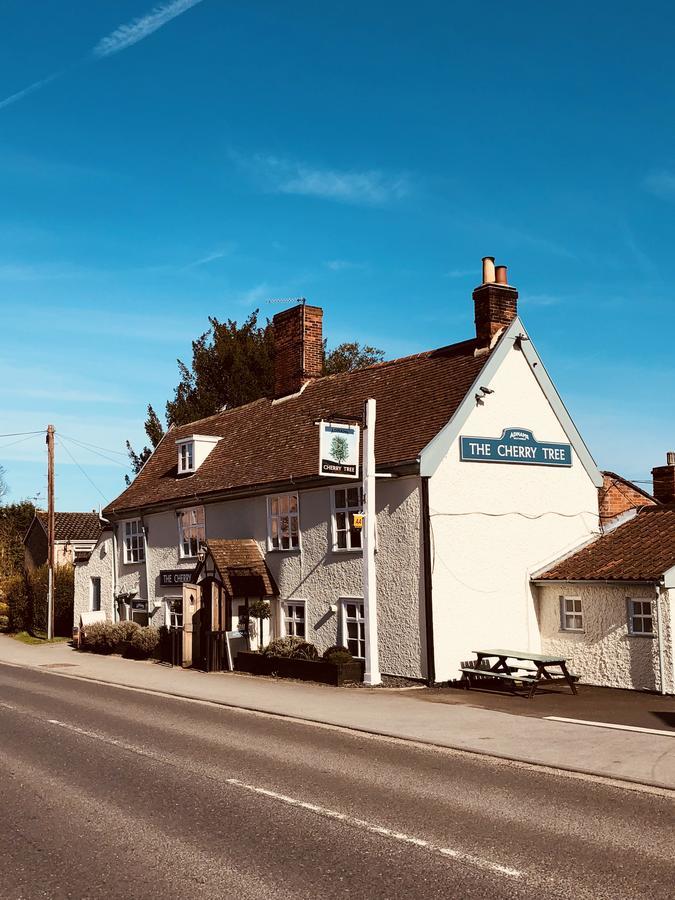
top-left (1, 0), bottom-right (674, 510)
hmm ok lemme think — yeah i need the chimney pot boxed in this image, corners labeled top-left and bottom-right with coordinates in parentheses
top-left (481, 256), bottom-right (496, 284)
top-left (667, 451), bottom-right (675, 466)
top-left (473, 260), bottom-right (518, 347)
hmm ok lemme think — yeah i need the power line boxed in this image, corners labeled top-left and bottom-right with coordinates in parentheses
top-left (0, 430), bottom-right (45, 438)
top-left (58, 433), bottom-right (130, 469)
top-left (56, 438), bottom-right (109, 503)
top-left (57, 432), bottom-right (129, 458)
top-left (0, 433), bottom-right (43, 451)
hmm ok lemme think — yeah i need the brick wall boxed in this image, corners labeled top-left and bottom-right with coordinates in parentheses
top-left (652, 455), bottom-right (675, 504)
top-left (472, 283), bottom-right (518, 346)
top-left (599, 472), bottom-right (657, 521)
top-left (273, 304), bottom-right (323, 397)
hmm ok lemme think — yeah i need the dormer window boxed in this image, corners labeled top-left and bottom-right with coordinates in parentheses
top-left (179, 441), bottom-right (195, 474)
top-left (176, 434), bottom-right (220, 476)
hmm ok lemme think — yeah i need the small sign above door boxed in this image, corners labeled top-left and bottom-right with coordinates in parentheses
top-left (159, 569), bottom-right (195, 587)
top-left (460, 427), bottom-right (572, 467)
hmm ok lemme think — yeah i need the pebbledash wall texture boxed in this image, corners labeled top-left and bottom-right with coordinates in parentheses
top-left (538, 582), bottom-right (674, 693)
top-left (75, 475), bottom-right (425, 679)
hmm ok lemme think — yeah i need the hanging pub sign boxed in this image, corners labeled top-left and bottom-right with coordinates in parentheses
top-left (318, 421), bottom-right (360, 478)
top-left (460, 427), bottom-right (572, 467)
top-left (159, 569), bottom-right (195, 587)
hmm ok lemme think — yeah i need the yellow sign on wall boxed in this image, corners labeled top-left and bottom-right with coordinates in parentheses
top-left (353, 513), bottom-right (364, 530)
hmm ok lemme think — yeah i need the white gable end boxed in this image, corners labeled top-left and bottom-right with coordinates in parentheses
top-left (424, 319), bottom-right (602, 682)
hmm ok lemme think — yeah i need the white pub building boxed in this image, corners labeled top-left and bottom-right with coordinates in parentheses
top-left (74, 258), bottom-right (674, 694)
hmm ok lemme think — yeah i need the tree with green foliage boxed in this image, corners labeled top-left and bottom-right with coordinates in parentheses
top-left (330, 435), bottom-right (350, 464)
top-left (0, 500), bottom-right (36, 579)
top-left (126, 309), bottom-right (384, 477)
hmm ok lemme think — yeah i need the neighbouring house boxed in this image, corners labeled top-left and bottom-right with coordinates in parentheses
top-left (72, 257), bottom-right (674, 693)
top-left (24, 511), bottom-right (102, 570)
top-left (533, 462), bottom-right (675, 693)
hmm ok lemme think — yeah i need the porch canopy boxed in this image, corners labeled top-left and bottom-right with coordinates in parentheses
top-left (193, 539), bottom-right (278, 599)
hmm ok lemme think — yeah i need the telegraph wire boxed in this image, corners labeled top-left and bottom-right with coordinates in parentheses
top-left (56, 437), bottom-right (109, 503)
top-left (57, 433), bottom-right (130, 470)
top-left (0, 432), bottom-right (44, 451)
top-left (0, 429), bottom-right (45, 438)
top-left (57, 432), bottom-right (129, 458)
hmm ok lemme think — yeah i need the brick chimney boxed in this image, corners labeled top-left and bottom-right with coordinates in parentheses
top-left (273, 303), bottom-right (323, 398)
top-left (652, 452), bottom-right (675, 504)
top-left (473, 257), bottom-right (518, 347)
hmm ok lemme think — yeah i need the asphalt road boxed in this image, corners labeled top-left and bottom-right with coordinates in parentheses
top-left (0, 663), bottom-right (673, 900)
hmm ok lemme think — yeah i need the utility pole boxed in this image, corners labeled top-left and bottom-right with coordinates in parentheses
top-left (46, 424), bottom-right (55, 641)
top-left (362, 398), bottom-right (381, 686)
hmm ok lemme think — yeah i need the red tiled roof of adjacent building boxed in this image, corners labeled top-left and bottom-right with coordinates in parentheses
top-left (104, 338), bottom-right (488, 516)
top-left (535, 505), bottom-right (675, 582)
top-left (34, 511), bottom-right (102, 542)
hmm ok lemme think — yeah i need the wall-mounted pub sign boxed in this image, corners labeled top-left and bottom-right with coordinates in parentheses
top-left (460, 427), bottom-right (572, 467)
top-left (159, 569), bottom-right (195, 587)
top-left (318, 421), bottom-right (360, 478)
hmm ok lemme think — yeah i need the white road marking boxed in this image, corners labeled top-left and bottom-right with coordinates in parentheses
top-left (545, 716), bottom-right (675, 738)
top-left (46, 717), bottom-right (521, 879)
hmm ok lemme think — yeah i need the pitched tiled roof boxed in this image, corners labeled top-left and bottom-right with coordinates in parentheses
top-left (202, 539), bottom-right (277, 597)
top-left (535, 505), bottom-right (675, 582)
top-left (35, 511), bottom-right (102, 542)
top-left (104, 338), bottom-right (487, 515)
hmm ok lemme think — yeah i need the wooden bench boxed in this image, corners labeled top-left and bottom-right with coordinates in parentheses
top-left (460, 661), bottom-right (536, 692)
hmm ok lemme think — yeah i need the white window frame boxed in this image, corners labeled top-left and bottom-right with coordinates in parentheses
top-left (331, 485), bottom-right (363, 552)
top-left (165, 596), bottom-right (183, 629)
top-left (560, 595), bottom-right (584, 632)
top-left (282, 599), bottom-right (306, 639)
top-left (123, 519), bottom-right (145, 564)
top-left (177, 506), bottom-right (205, 559)
top-left (177, 440), bottom-right (195, 474)
top-left (267, 492), bottom-right (300, 551)
top-left (341, 597), bottom-right (366, 659)
top-left (90, 576), bottom-right (101, 612)
top-left (628, 598), bottom-right (654, 636)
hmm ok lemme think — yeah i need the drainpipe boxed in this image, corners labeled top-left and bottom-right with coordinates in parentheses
top-left (655, 582), bottom-right (667, 695)
top-left (141, 517), bottom-right (153, 622)
top-left (421, 477), bottom-right (436, 685)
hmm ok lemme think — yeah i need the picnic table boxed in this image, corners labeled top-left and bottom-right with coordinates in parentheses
top-left (460, 648), bottom-right (578, 700)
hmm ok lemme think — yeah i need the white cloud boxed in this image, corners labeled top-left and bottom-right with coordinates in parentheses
top-left (443, 268), bottom-right (474, 279)
top-left (324, 259), bottom-right (367, 272)
top-left (0, 0), bottom-right (204, 111)
top-left (644, 170), bottom-right (675, 199)
top-left (92, 0), bottom-right (206, 59)
top-left (243, 154), bottom-right (410, 206)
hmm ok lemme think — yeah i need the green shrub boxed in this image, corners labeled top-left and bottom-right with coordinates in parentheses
top-left (0, 600), bottom-right (9, 617)
top-left (4, 572), bottom-right (30, 632)
top-left (0, 614), bottom-right (8, 631)
top-left (263, 635), bottom-right (319, 660)
top-left (323, 648), bottom-right (353, 664)
top-left (83, 621), bottom-right (118, 654)
top-left (128, 626), bottom-right (160, 660)
top-left (116, 620), bottom-right (140, 642)
top-left (322, 644), bottom-right (350, 659)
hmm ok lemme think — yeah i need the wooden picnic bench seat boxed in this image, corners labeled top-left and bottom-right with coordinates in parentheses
top-left (459, 667), bottom-right (536, 684)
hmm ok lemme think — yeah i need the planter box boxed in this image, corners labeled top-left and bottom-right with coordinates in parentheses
top-left (235, 651), bottom-right (364, 686)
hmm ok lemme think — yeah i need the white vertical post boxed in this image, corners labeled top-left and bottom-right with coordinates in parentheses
top-left (362, 398), bottom-right (381, 686)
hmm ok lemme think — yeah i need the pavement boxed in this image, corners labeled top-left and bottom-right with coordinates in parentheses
top-left (1, 663), bottom-right (674, 899)
top-left (1, 634), bottom-right (674, 791)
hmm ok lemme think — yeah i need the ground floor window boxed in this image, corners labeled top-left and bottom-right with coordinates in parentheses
top-left (283, 600), bottom-right (306, 638)
top-left (166, 597), bottom-right (183, 629)
top-left (560, 596), bottom-right (583, 632)
top-left (628, 599), bottom-right (654, 636)
top-left (90, 576), bottom-right (101, 612)
top-left (342, 599), bottom-right (365, 659)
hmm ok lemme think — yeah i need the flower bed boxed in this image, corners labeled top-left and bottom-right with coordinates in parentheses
top-left (235, 650), bottom-right (364, 686)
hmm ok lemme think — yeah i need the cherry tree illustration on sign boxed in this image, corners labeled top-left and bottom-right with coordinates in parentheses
top-left (329, 435), bottom-right (350, 464)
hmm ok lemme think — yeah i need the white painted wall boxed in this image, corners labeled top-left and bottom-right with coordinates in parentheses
top-left (73, 533), bottom-right (114, 624)
top-left (428, 341), bottom-right (601, 682)
top-left (538, 582), bottom-right (673, 693)
top-left (75, 476), bottom-right (425, 678)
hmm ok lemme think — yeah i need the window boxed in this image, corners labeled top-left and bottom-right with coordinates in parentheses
top-left (166, 598), bottom-right (183, 629)
top-left (91, 577), bottom-right (101, 612)
top-left (178, 441), bottom-right (195, 473)
top-left (177, 506), bottom-right (205, 558)
top-left (123, 519), bottom-right (145, 564)
top-left (560, 596), bottom-right (584, 632)
top-left (629, 599), bottom-right (654, 636)
top-left (283, 601), bottom-right (306, 638)
top-left (343, 600), bottom-right (365, 659)
top-left (268, 493), bottom-right (299, 550)
top-left (332, 486), bottom-right (363, 551)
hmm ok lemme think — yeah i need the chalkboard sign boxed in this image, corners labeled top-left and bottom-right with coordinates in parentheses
top-left (225, 630), bottom-right (249, 671)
